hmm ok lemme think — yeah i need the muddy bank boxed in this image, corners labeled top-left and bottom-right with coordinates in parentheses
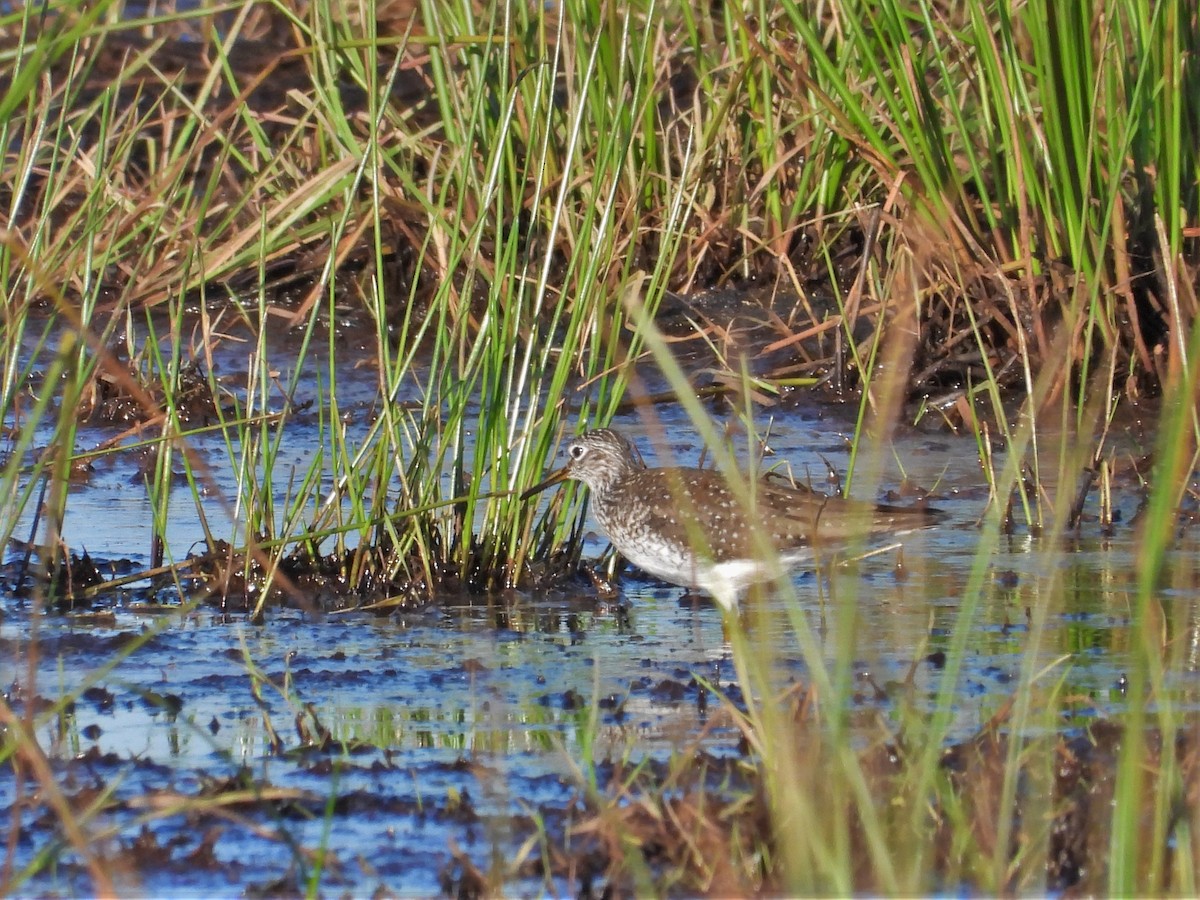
top-left (4, 595), bottom-right (1195, 895)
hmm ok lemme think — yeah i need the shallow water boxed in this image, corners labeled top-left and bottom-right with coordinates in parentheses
top-left (3, 313), bottom-right (1196, 895)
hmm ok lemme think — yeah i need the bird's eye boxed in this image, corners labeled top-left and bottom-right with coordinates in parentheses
top-left (569, 444), bottom-right (586, 460)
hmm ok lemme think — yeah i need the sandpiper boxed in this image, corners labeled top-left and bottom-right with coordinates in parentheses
top-left (521, 428), bottom-right (941, 611)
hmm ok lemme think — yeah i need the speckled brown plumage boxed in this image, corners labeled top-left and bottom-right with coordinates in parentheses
top-left (522, 428), bottom-right (940, 611)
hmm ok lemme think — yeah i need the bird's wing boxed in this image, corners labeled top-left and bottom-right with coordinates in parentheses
top-left (626, 467), bottom-right (939, 561)
top-left (629, 470), bottom-right (765, 562)
top-left (756, 477), bottom-right (941, 542)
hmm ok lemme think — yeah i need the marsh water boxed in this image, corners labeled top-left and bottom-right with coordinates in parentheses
top-left (3, 311), bottom-right (1197, 896)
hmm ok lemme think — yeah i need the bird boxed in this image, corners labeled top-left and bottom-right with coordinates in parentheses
top-left (521, 428), bottom-right (941, 612)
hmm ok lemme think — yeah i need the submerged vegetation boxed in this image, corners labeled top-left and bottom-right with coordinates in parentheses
top-left (1, 0), bottom-right (1198, 893)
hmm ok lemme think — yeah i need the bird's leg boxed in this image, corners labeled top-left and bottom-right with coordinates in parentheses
top-left (585, 554), bottom-right (624, 602)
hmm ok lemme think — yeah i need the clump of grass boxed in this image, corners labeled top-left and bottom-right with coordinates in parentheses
top-left (2, 0), bottom-right (1195, 589)
top-left (562, 691), bottom-right (1200, 894)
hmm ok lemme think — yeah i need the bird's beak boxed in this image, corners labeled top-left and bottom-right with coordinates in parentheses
top-left (520, 465), bottom-right (570, 500)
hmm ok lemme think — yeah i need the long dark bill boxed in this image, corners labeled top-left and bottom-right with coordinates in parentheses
top-left (519, 466), bottom-right (570, 501)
